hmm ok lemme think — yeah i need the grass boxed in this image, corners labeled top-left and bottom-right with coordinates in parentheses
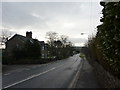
top-left (79, 53), bottom-right (85, 59)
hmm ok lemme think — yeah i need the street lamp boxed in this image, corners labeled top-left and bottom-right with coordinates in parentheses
top-left (81, 33), bottom-right (88, 35)
top-left (81, 33), bottom-right (84, 35)
top-left (79, 33), bottom-right (89, 47)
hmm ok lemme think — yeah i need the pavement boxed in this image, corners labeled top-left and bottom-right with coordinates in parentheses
top-left (75, 59), bottom-right (101, 88)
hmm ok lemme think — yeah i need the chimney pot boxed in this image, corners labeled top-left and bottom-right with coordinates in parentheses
top-left (26, 31), bottom-right (32, 38)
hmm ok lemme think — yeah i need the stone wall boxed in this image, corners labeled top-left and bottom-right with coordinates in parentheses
top-left (91, 61), bottom-right (120, 88)
top-left (81, 47), bottom-right (120, 88)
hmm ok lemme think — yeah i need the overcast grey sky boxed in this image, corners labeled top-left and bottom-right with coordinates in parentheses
top-left (1, 1), bottom-right (103, 46)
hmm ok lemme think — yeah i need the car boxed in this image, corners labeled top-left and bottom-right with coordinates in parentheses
top-left (52, 56), bottom-right (56, 60)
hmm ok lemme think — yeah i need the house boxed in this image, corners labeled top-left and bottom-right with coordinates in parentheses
top-left (38, 41), bottom-right (48, 59)
top-left (5, 31), bottom-right (48, 59)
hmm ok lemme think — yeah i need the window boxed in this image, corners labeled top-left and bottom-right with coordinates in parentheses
top-left (42, 46), bottom-right (44, 50)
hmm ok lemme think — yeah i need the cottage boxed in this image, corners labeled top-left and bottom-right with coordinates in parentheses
top-left (5, 31), bottom-right (48, 59)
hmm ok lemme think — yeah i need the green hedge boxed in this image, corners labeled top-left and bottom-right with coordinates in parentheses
top-left (87, 2), bottom-right (120, 79)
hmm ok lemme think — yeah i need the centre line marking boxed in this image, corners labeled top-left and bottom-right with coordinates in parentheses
top-left (3, 63), bottom-right (66, 89)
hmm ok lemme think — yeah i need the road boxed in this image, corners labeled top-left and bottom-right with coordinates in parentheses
top-left (2, 54), bottom-right (82, 88)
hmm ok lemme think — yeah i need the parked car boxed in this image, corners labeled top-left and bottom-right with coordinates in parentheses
top-left (51, 56), bottom-right (56, 60)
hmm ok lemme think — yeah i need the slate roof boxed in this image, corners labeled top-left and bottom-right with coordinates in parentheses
top-left (7, 34), bottom-right (45, 45)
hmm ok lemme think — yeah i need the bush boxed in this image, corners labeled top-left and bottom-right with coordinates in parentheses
top-left (2, 51), bottom-right (14, 64)
top-left (79, 53), bottom-right (85, 59)
top-left (86, 2), bottom-right (120, 79)
top-left (24, 39), bottom-right (41, 58)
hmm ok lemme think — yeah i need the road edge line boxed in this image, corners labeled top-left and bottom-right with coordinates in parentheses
top-left (68, 58), bottom-right (84, 89)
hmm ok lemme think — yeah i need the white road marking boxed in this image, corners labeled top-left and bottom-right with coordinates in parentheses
top-left (4, 73), bottom-right (10, 76)
top-left (3, 63), bottom-right (66, 89)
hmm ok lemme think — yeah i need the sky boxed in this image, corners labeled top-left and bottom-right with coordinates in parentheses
top-left (1, 0), bottom-right (103, 47)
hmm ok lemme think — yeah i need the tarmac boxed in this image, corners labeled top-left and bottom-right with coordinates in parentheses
top-left (2, 58), bottom-right (101, 88)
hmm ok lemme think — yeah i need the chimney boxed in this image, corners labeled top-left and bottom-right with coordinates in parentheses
top-left (26, 31), bottom-right (32, 38)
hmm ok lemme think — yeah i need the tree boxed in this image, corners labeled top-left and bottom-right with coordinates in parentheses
top-left (93, 1), bottom-right (120, 78)
top-left (60, 35), bottom-right (68, 47)
top-left (45, 31), bottom-right (74, 59)
top-left (45, 31), bottom-right (58, 57)
top-left (45, 31), bottom-right (58, 47)
top-left (53, 40), bottom-right (62, 48)
top-left (0, 30), bottom-right (14, 45)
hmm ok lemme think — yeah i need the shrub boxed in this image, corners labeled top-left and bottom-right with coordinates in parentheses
top-left (86, 1), bottom-right (120, 79)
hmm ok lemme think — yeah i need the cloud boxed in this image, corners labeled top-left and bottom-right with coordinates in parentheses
top-left (69, 37), bottom-right (87, 44)
top-left (2, 2), bottom-right (102, 46)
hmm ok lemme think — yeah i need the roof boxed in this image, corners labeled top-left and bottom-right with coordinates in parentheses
top-left (7, 34), bottom-right (45, 45)
top-left (7, 34), bottom-right (29, 42)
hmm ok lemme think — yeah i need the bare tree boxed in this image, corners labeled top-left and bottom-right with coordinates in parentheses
top-left (45, 31), bottom-right (58, 46)
top-left (45, 32), bottom-right (74, 59)
top-left (0, 29), bottom-right (14, 45)
top-left (60, 35), bottom-right (68, 47)
top-left (66, 41), bottom-right (73, 47)
top-left (53, 40), bottom-right (62, 48)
